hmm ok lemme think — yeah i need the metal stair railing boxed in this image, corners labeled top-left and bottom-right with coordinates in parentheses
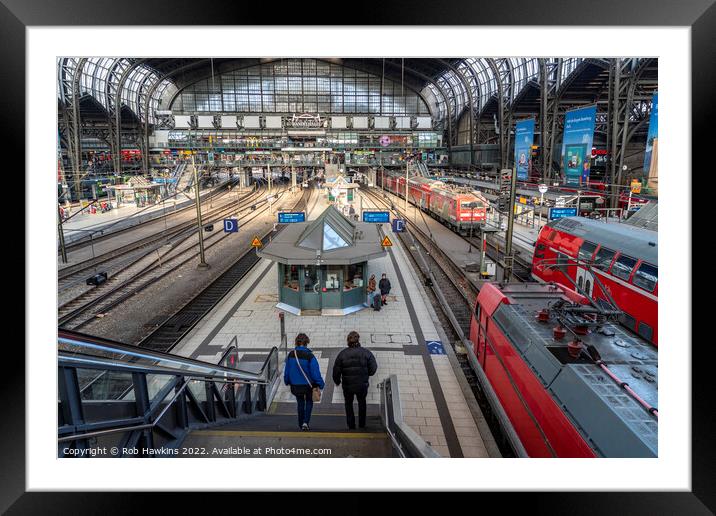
top-left (378, 374), bottom-right (441, 458)
top-left (57, 331), bottom-right (281, 457)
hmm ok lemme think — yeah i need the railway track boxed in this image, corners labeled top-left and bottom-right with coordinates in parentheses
top-left (60, 178), bottom-right (235, 254)
top-left (361, 187), bottom-right (517, 456)
top-left (375, 185), bottom-right (534, 282)
top-left (137, 184), bottom-right (315, 352)
top-left (58, 185), bottom-right (291, 331)
top-left (58, 185), bottom-right (263, 290)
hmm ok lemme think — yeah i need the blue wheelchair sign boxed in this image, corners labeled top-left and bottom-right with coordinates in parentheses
top-left (223, 218), bottom-right (239, 233)
top-left (391, 219), bottom-right (406, 233)
top-left (426, 340), bottom-right (446, 355)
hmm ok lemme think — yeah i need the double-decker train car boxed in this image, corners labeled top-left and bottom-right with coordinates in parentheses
top-left (378, 170), bottom-right (488, 234)
top-left (531, 217), bottom-right (658, 346)
top-left (469, 282), bottom-right (657, 457)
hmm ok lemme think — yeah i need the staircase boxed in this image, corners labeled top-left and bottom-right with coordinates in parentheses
top-left (181, 413), bottom-right (391, 457)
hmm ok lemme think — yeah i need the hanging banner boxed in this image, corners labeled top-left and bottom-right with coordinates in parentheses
top-left (644, 92), bottom-right (658, 192)
top-left (561, 105), bottom-right (597, 186)
top-left (514, 118), bottom-right (535, 181)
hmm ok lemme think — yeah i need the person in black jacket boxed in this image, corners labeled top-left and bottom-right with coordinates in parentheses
top-left (378, 273), bottom-right (391, 306)
top-left (332, 331), bottom-right (378, 429)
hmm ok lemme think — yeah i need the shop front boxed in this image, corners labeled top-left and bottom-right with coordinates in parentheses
top-left (258, 205), bottom-right (385, 316)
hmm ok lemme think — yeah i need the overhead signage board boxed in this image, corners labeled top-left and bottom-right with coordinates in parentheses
top-left (549, 207), bottom-right (578, 220)
top-left (514, 118), bottom-right (535, 181)
top-left (362, 211), bottom-right (390, 223)
top-left (561, 105), bottom-right (597, 186)
top-left (278, 211), bottom-right (306, 224)
top-left (288, 113), bottom-right (323, 128)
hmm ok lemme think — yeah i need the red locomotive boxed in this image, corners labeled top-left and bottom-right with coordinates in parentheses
top-left (469, 282), bottom-right (657, 458)
top-left (531, 216), bottom-right (657, 346)
top-left (378, 170), bottom-right (488, 234)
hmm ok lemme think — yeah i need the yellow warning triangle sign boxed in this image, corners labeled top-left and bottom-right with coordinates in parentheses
top-left (251, 236), bottom-right (263, 248)
top-left (381, 235), bottom-right (393, 247)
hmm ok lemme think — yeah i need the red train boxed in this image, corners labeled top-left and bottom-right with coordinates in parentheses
top-left (469, 282), bottom-right (658, 457)
top-left (378, 170), bottom-right (488, 233)
top-left (531, 216), bottom-right (658, 346)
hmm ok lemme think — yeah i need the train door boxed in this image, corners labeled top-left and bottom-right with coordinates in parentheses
top-left (576, 241), bottom-right (598, 298)
top-left (576, 268), bottom-right (595, 298)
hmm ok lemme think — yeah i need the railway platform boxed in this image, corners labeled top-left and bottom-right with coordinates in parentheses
top-left (170, 194), bottom-right (497, 458)
top-left (60, 178), bottom-right (233, 246)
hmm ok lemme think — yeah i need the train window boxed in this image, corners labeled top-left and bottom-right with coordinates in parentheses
top-left (638, 322), bottom-right (653, 341)
top-left (611, 254), bottom-right (638, 281)
top-left (593, 247), bottom-right (616, 270)
top-left (633, 262), bottom-right (658, 292)
top-left (620, 312), bottom-right (637, 331)
top-left (578, 241), bottom-right (598, 263)
top-left (547, 230), bottom-right (557, 241)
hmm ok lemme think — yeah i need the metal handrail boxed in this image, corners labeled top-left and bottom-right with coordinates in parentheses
top-left (379, 374), bottom-right (440, 458)
top-left (58, 335), bottom-right (263, 381)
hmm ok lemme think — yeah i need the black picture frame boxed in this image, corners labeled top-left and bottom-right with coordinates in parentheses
top-left (8, 0), bottom-right (711, 512)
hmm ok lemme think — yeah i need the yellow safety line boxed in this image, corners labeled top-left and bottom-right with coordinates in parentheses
top-left (191, 430), bottom-right (388, 440)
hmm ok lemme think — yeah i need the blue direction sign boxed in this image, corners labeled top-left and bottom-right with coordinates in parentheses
top-left (223, 218), bottom-right (239, 233)
top-left (362, 211), bottom-right (390, 223)
top-left (548, 207), bottom-right (578, 220)
top-left (391, 219), bottom-right (406, 233)
top-left (426, 340), bottom-right (446, 355)
top-left (278, 211), bottom-right (306, 223)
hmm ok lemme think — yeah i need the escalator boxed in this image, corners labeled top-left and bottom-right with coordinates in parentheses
top-left (58, 330), bottom-right (439, 458)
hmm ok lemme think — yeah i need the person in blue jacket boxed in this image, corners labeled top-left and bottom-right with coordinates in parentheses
top-left (284, 333), bottom-right (325, 431)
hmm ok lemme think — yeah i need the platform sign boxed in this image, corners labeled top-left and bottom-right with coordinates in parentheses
top-left (381, 235), bottom-right (393, 247)
top-left (561, 105), bottom-right (597, 186)
top-left (391, 219), bottom-right (406, 233)
top-left (362, 211), bottom-right (390, 223)
top-left (223, 218), bottom-right (239, 233)
top-left (251, 236), bottom-right (263, 248)
top-left (514, 118), bottom-right (535, 181)
top-left (549, 207), bottom-right (578, 220)
top-left (426, 340), bottom-right (446, 355)
top-left (278, 211), bottom-right (306, 224)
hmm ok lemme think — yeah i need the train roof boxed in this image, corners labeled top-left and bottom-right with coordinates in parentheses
top-left (546, 216), bottom-right (658, 265)
top-left (481, 282), bottom-right (658, 458)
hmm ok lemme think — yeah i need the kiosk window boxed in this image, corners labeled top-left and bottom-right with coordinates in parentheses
top-left (283, 265), bottom-right (299, 291)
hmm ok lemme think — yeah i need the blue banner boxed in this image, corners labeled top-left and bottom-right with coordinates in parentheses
top-left (514, 118), bottom-right (535, 181)
top-left (643, 92), bottom-right (658, 172)
top-left (561, 105), bottom-right (597, 186)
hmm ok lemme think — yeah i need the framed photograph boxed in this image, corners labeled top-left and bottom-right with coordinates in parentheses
top-left (10, 0), bottom-right (710, 511)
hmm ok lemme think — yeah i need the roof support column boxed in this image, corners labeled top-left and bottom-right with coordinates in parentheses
top-left (438, 60), bottom-right (474, 167)
top-left (539, 58), bottom-right (562, 182)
